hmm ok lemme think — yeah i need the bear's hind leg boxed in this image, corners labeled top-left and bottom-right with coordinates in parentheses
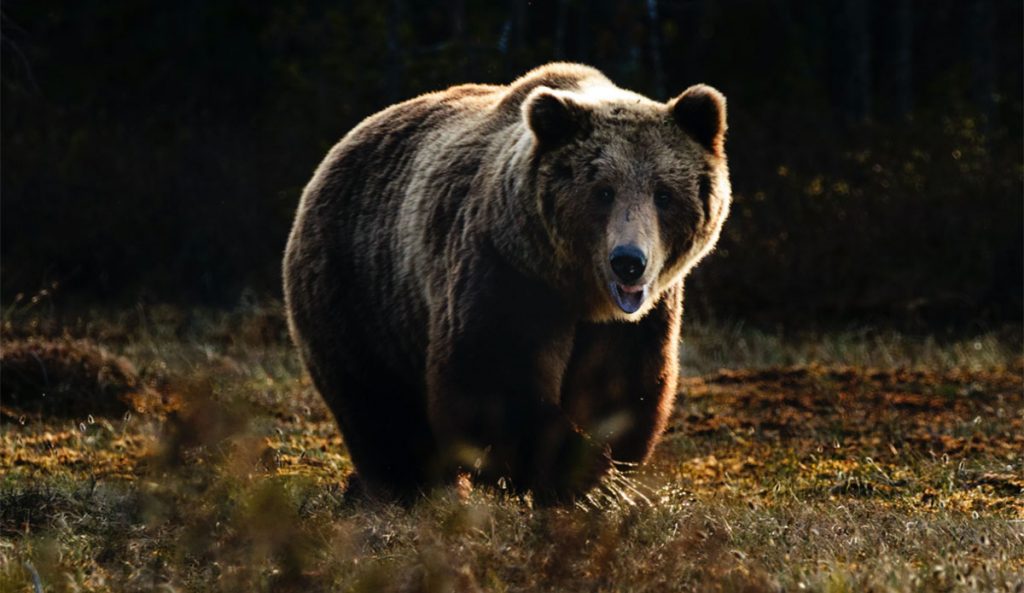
top-left (315, 371), bottom-right (439, 504)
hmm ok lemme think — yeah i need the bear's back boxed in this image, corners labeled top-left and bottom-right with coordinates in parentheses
top-left (375, 62), bottom-right (610, 134)
top-left (494, 62), bottom-right (609, 113)
top-left (330, 63), bottom-right (609, 175)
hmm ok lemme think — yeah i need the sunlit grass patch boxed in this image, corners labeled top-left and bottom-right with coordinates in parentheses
top-left (682, 322), bottom-right (1022, 375)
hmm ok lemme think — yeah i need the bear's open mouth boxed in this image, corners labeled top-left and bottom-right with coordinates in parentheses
top-left (610, 282), bottom-right (648, 314)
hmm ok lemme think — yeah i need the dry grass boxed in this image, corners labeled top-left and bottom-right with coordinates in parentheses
top-left (0, 337), bottom-right (162, 421)
top-left (1, 307), bottom-right (1022, 592)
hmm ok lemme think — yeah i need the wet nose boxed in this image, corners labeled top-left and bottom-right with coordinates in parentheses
top-left (609, 245), bottom-right (647, 284)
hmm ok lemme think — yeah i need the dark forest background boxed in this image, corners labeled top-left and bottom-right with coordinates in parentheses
top-left (2, 0), bottom-right (1021, 329)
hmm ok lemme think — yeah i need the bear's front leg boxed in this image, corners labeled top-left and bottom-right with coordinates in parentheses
top-left (425, 247), bottom-right (611, 503)
top-left (560, 284), bottom-right (683, 464)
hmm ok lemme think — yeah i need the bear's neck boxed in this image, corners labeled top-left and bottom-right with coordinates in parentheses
top-left (481, 131), bottom-right (582, 311)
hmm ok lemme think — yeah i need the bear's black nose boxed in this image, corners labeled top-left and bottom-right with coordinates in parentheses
top-left (610, 245), bottom-right (647, 284)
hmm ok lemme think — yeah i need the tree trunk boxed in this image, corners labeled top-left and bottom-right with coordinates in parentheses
top-left (893, 0), bottom-right (913, 119)
top-left (575, 0), bottom-right (590, 64)
top-left (554, 0), bottom-right (569, 60)
top-left (451, 0), bottom-right (469, 78)
top-left (833, 0), bottom-right (871, 124)
top-left (877, 0), bottom-right (913, 121)
top-left (967, 0), bottom-right (995, 131)
top-left (645, 0), bottom-right (666, 99)
top-left (386, 0), bottom-right (404, 103)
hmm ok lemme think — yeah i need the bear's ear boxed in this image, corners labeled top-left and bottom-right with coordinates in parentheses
top-left (523, 87), bottom-right (590, 148)
top-left (669, 84), bottom-right (727, 156)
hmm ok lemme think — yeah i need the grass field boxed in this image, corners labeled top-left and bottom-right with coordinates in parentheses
top-left (1, 308), bottom-right (1022, 592)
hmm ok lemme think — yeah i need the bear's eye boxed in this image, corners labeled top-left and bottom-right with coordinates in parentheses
top-left (594, 186), bottom-right (615, 206)
top-left (654, 189), bottom-right (673, 209)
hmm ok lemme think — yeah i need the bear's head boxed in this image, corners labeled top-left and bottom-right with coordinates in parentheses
top-left (523, 83), bottom-right (731, 321)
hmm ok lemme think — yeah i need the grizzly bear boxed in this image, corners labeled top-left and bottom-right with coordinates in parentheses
top-left (283, 63), bottom-right (730, 504)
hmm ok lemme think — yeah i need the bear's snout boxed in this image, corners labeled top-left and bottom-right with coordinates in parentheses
top-left (609, 245), bottom-right (647, 285)
top-left (608, 244), bottom-right (651, 314)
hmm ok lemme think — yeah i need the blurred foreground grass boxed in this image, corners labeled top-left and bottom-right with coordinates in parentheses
top-left (1, 305), bottom-right (1022, 592)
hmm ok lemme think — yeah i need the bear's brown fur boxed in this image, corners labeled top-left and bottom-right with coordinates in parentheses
top-left (283, 63), bottom-right (730, 503)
